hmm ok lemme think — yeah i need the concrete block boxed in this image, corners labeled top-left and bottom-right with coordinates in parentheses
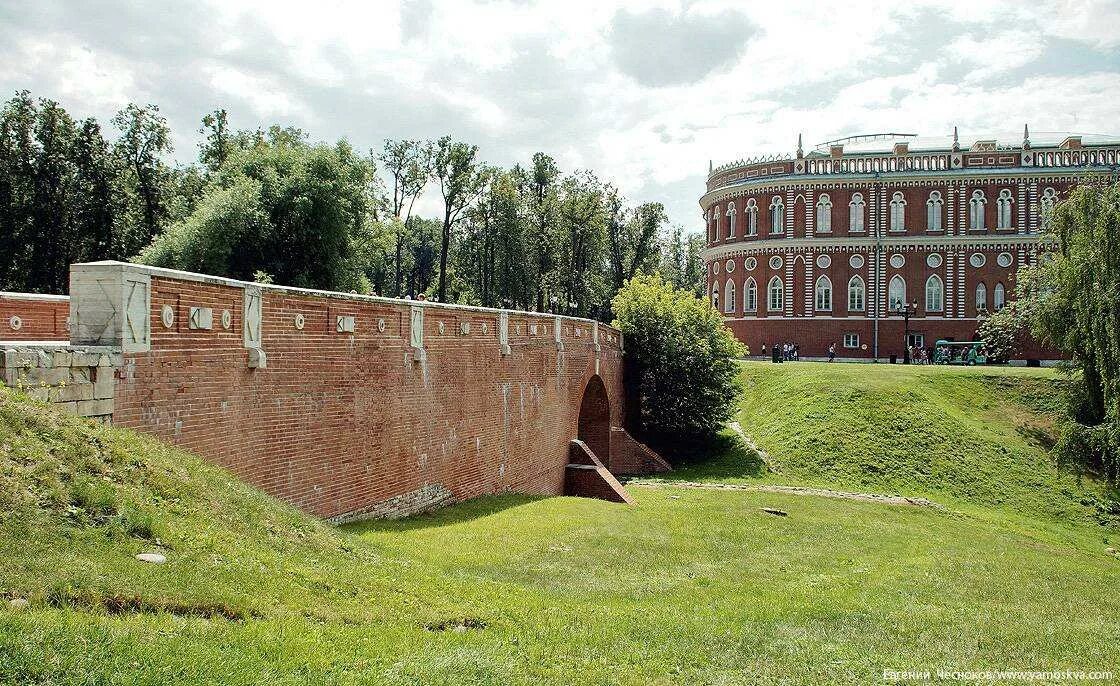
top-left (93, 372), bottom-right (115, 399)
top-left (4, 349), bottom-right (37, 368)
top-left (70, 368), bottom-right (91, 384)
top-left (58, 401), bottom-right (79, 415)
top-left (27, 387), bottom-right (50, 402)
top-left (71, 352), bottom-right (101, 367)
top-left (51, 350), bottom-right (72, 367)
top-left (76, 398), bottom-right (114, 417)
top-left (51, 383), bottom-right (94, 403)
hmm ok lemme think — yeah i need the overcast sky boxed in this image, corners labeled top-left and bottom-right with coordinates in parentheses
top-left (2, 0), bottom-right (1118, 228)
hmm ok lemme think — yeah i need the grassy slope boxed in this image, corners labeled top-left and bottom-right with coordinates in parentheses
top-left (667, 362), bottom-right (1118, 539)
top-left (2, 377), bottom-right (1119, 684)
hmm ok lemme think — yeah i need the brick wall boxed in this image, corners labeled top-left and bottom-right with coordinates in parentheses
top-left (63, 262), bottom-right (631, 521)
top-left (0, 293), bottom-right (70, 341)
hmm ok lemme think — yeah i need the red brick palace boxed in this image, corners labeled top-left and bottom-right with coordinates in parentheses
top-left (701, 128), bottom-right (1120, 361)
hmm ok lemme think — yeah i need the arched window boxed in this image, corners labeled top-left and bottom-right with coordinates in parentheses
top-left (1040, 187), bottom-right (1058, 229)
top-left (888, 275), bottom-right (906, 311)
top-left (767, 276), bottom-right (784, 312)
top-left (816, 194), bottom-right (832, 233)
top-left (889, 191), bottom-right (906, 231)
top-left (711, 281), bottom-right (719, 310)
top-left (849, 192), bottom-right (865, 232)
top-left (925, 275), bottom-right (944, 312)
top-left (815, 275), bottom-right (832, 311)
top-left (848, 276), bottom-right (865, 312)
top-left (975, 282), bottom-right (987, 311)
top-left (997, 189), bottom-right (1013, 229)
top-left (714, 206), bottom-right (721, 239)
top-left (744, 278), bottom-right (757, 312)
top-left (993, 282), bottom-right (1006, 311)
top-left (746, 198), bottom-right (758, 235)
top-left (726, 202), bottom-right (737, 238)
top-left (724, 279), bottom-right (736, 313)
top-left (969, 190), bottom-right (986, 230)
top-left (926, 191), bottom-right (943, 231)
top-left (769, 196), bottom-right (784, 234)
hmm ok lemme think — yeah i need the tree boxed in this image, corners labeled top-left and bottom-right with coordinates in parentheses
top-left (199, 109), bottom-right (233, 172)
top-left (378, 139), bottom-right (430, 296)
top-left (431, 135), bottom-right (487, 302)
top-left (1020, 182), bottom-right (1120, 482)
top-left (606, 190), bottom-right (665, 292)
top-left (139, 138), bottom-right (374, 291)
top-left (112, 103), bottom-right (172, 256)
top-left (612, 274), bottom-right (746, 445)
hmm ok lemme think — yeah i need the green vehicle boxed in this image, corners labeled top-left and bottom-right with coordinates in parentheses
top-left (933, 340), bottom-right (987, 365)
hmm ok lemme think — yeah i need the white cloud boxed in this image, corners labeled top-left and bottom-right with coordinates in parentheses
top-left (0, 0), bottom-right (1117, 230)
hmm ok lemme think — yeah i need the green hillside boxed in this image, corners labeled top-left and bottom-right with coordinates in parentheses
top-left (2, 380), bottom-right (1119, 685)
top-left (667, 362), bottom-right (1117, 532)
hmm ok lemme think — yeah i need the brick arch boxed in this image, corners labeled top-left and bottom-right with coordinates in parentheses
top-left (577, 374), bottom-right (611, 462)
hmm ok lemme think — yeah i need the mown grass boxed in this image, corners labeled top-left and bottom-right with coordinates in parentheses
top-left (1, 370), bottom-right (1119, 685)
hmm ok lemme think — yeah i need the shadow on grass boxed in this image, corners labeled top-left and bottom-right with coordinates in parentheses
top-left (341, 493), bottom-right (548, 534)
top-left (650, 431), bottom-right (768, 483)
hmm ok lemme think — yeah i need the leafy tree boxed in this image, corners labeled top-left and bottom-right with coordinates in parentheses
top-left (112, 103), bottom-right (172, 256)
top-left (378, 139), bottom-right (430, 296)
top-left (431, 135), bottom-right (488, 301)
top-left (139, 138), bottom-right (373, 291)
top-left (612, 273), bottom-right (746, 445)
top-left (607, 191), bottom-right (666, 293)
top-left (199, 109), bottom-right (233, 173)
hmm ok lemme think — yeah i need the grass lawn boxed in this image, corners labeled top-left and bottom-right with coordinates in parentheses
top-left (1, 364), bottom-right (1118, 685)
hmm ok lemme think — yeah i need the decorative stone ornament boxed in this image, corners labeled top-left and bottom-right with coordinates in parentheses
top-left (377, 318), bottom-right (386, 333)
top-left (160, 305), bottom-right (175, 329)
top-left (815, 254), bottom-right (831, 269)
top-left (554, 316), bottom-right (564, 351)
top-left (459, 320), bottom-right (470, 335)
top-left (336, 315), bottom-right (356, 333)
top-left (890, 254), bottom-right (905, 269)
top-left (997, 252), bottom-right (1013, 268)
top-left (221, 309), bottom-right (232, 330)
top-left (724, 259), bottom-right (735, 273)
top-left (745, 257), bottom-right (757, 270)
top-left (243, 286), bottom-right (263, 349)
top-left (849, 254), bottom-right (865, 269)
top-left (294, 313), bottom-right (305, 330)
top-left (769, 256), bottom-right (783, 270)
top-left (409, 306), bottom-right (425, 361)
top-left (188, 306), bottom-right (213, 330)
top-left (438, 321), bottom-right (446, 335)
top-left (970, 252), bottom-right (986, 268)
top-left (8, 315), bottom-right (21, 331)
top-left (481, 322), bottom-right (488, 334)
top-left (530, 324), bottom-right (538, 335)
top-left (927, 253), bottom-right (943, 268)
top-left (498, 311), bottom-right (511, 356)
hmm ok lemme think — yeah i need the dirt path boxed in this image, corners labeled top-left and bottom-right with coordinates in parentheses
top-left (624, 479), bottom-right (943, 509)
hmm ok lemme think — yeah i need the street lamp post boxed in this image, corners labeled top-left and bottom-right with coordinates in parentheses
top-left (892, 299), bottom-right (919, 364)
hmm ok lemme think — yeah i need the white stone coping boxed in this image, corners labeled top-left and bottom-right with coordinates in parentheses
top-left (701, 233), bottom-right (1051, 262)
top-left (0, 291), bottom-right (69, 302)
top-left (72, 261), bottom-right (616, 332)
top-left (1, 341), bottom-right (120, 353)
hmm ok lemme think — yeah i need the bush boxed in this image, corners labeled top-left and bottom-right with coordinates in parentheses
top-left (612, 274), bottom-right (745, 446)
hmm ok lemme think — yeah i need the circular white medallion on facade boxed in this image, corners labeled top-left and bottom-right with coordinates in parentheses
top-left (927, 253), bottom-right (943, 269)
top-left (9, 315), bottom-right (21, 331)
top-left (889, 254), bottom-right (905, 269)
top-left (816, 254), bottom-right (832, 269)
top-left (849, 254), bottom-right (865, 269)
top-left (711, 262), bottom-right (719, 274)
top-left (481, 322), bottom-right (488, 334)
top-left (970, 252), bottom-right (986, 268)
top-left (724, 259), bottom-right (735, 273)
top-left (160, 305), bottom-right (174, 328)
top-left (221, 309), bottom-right (232, 330)
top-left (377, 318), bottom-right (386, 333)
top-left (745, 257), bottom-right (757, 270)
top-left (769, 256), bottom-right (783, 270)
top-left (996, 252), bottom-right (1013, 268)
top-left (294, 313), bottom-right (305, 330)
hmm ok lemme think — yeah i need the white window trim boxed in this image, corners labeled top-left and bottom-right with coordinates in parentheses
top-left (889, 191), bottom-right (907, 232)
top-left (843, 333), bottom-right (860, 349)
top-left (847, 275), bottom-right (865, 312)
top-left (925, 275), bottom-right (944, 312)
top-left (767, 276), bottom-right (784, 312)
top-left (815, 275), bottom-right (833, 312)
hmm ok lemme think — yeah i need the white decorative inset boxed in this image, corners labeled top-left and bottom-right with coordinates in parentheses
top-left (849, 254), bottom-right (865, 269)
top-left (9, 315), bottom-right (22, 331)
top-left (294, 313), bottom-right (305, 330)
top-left (336, 315), bottom-right (356, 333)
top-left (927, 253), bottom-right (943, 268)
top-left (438, 320), bottom-right (446, 335)
top-left (188, 306), bottom-right (213, 330)
top-left (890, 254), bottom-right (905, 269)
top-left (769, 256), bottom-right (783, 270)
top-left (970, 252), bottom-right (986, 268)
top-left (498, 311), bottom-right (510, 355)
top-left (459, 320), bottom-right (470, 335)
top-left (530, 323), bottom-right (538, 335)
top-left (243, 286), bottom-right (263, 349)
top-left (221, 309), bottom-right (232, 330)
top-left (377, 318), bottom-right (386, 333)
top-left (160, 305), bottom-right (175, 329)
top-left (724, 259), bottom-right (735, 273)
top-left (996, 252), bottom-right (1013, 268)
top-left (410, 306), bottom-right (424, 349)
top-left (815, 254), bottom-right (831, 269)
top-left (745, 257), bottom-right (757, 270)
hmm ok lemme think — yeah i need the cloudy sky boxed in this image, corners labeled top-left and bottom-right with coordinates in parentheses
top-left (1, 0), bottom-right (1118, 228)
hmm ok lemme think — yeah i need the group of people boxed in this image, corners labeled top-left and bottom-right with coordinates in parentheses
top-left (907, 346), bottom-right (932, 364)
top-left (760, 342), bottom-right (800, 362)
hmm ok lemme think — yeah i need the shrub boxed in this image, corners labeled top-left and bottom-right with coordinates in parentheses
top-left (612, 273), bottom-right (746, 446)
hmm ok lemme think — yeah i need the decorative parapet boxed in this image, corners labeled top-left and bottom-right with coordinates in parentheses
top-left (69, 262), bottom-right (151, 353)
